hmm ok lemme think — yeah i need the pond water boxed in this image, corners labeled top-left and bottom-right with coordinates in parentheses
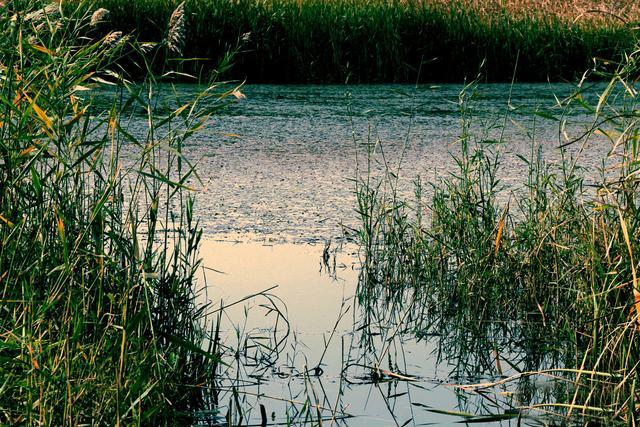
top-left (148, 82), bottom-right (605, 242)
top-left (195, 240), bottom-right (564, 426)
top-left (129, 83), bottom-right (607, 424)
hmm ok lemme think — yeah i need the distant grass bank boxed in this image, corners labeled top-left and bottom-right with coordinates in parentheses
top-left (86, 0), bottom-right (639, 83)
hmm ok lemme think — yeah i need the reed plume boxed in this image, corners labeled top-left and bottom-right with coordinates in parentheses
top-left (23, 3), bottom-right (60, 24)
top-left (102, 30), bottom-right (128, 47)
top-left (90, 7), bottom-right (110, 27)
top-left (166, 1), bottom-right (185, 55)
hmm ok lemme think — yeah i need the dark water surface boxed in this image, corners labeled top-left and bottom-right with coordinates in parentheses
top-left (166, 83), bottom-right (603, 242)
top-left (127, 83), bottom-right (603, 424)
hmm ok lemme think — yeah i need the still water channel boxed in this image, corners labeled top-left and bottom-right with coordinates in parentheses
top-left (138, 83), bottom-right (605, 425)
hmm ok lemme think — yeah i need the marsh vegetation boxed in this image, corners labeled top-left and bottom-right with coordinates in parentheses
top-left (355, 63), bottom-right (640, 423)
top-left (88, 0), bottom-right (638, 82)
top-left (1, 0), bottom-right (640, 425)
top-left (0, 1), bottom-right (231, 423)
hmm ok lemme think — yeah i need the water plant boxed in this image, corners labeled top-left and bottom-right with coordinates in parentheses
top-left (355, 53), bottom-right (640, 423)
top-left (76, 0), bottom-right (639, 83)
top-left (0, 1), bottom-right (234, 423)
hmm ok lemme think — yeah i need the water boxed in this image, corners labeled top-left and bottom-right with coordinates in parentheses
top-left (128, 82), bottom-right (605, 242)
top-left (195, 241), bottom-right (564, 426)
top-left (122, 83), bottom-right (604, 424)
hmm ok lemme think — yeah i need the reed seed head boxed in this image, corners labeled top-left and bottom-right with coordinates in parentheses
top-left (90, 8), bottom-right (110, 28)
top-left (103, 30), bottom-right (128, 48)
top-left (24, 3), bottom-right (60, 23)
top-left (139, 42), bottom-right (157, 54)
top-left (166, 1), bottom-right (186, 56)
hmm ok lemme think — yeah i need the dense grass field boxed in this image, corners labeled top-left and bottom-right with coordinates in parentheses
top-left (85, 0), bottom-right (640, 83)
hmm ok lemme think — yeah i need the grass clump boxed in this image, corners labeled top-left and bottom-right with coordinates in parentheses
top-left (0, 1), bottom-right (230, 424)
top-left (75, 0), bottom-right (639, 83)
top-left (355, 58), bottom-right (640, 422)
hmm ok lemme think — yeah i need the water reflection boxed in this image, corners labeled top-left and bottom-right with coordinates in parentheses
top-left (119, 82), bottom-right (611, 424)
top-left (195, 240), bottom-right (567, 426)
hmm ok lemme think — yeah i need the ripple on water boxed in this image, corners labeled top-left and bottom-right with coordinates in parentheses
top-left (117, 82), bottom-right (603, 242)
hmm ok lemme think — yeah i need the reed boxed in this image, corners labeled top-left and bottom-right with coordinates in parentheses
top-left (75, 0), bottom-right (639, 83)
top-left (355, 53), bottom-right (640, 422)
top-left (0, 1), bottom-right (232, 423)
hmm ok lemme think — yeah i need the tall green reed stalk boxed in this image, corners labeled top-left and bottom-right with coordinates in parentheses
top-left (78, 0), bottom-right (637, 83)
top-left (0, 1), bottom-right (233, 423)
top-left (355, 56), bottom-right (640, 423)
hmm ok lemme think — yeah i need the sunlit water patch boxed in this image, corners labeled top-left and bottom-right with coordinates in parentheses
top-left (192, 241), bottom-right (572, 426)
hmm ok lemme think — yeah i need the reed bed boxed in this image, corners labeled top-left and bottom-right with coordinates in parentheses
top-left (79, 0), bottom-right (639, 83)
top-left (355, 51), bottom-right (640, 422)
top-left (0, 1), bottom-right (231, 423)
